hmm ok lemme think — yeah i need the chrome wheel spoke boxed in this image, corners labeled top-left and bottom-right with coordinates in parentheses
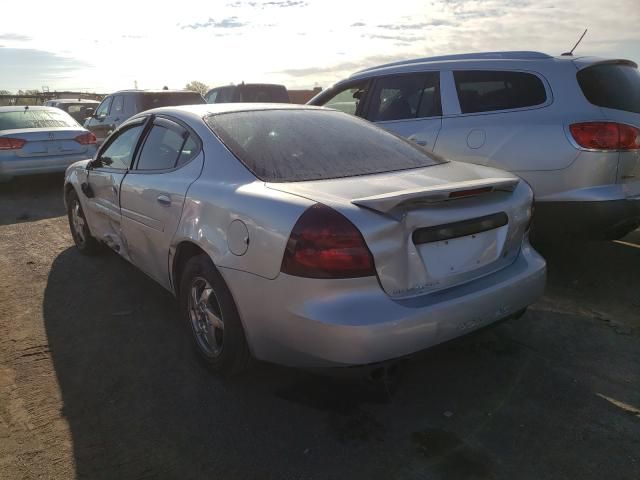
top-left (204, 305), bottom-right (224, 330)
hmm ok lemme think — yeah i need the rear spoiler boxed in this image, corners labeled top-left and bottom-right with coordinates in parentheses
top-left (351, 177), bottom-right (519, 213)
top-left (574, 58), bottom-right (638, 71)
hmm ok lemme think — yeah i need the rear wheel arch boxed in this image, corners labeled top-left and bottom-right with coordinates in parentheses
top-left (172, 241), bottom-right (212, 296)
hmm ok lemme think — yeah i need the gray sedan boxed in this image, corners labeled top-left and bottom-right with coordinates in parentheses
top-left (0, 106), bottom-right (97, 182)
top-left (63, 104), bottom-right (546, 374)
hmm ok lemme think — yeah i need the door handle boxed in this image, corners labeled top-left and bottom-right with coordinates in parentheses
top-left (414, 139), bottom-right (427, 146)
top-left (157, 194), bottom-right (171, 206)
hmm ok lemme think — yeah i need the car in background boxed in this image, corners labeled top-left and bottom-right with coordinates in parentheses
top-left (309, 51), bottom-right (640, 240)
top-left (205, 83), bottom-right (289, 104)
top-left (63, 104), bottom-right (545, 374)
top-left (44, 98), bottom-right (100, 124)
top-left (84, 90), bottom-right (205, 144)
top-left (0, 106), bottom-right (96, 182)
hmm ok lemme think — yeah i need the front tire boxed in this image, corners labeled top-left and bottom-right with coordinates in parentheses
top-left (67, 189), bottom-right (100, 255)
top-left (179, 254), bottom-right (251, 375)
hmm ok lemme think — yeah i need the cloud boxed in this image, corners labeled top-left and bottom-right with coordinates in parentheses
top-left (0, 48), bottom-right (92, 90)
top-left (181, 17), bottom-right (246, 29)
top-left (229, 0), bottom-right (307, 7)
top-left (0, 33), bottom-right (31, 41)
top-left (377, 19), bottom-right (456, 30)
top-left (366, 33), bottom-right (422, 42)
top-left (351, 22), bottom-right (366, 27)
top-left (275, 53), bottom-right (417, 78)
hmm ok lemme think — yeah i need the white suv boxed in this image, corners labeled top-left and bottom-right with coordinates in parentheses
top-left (309, 51), bottom-right (640, 240)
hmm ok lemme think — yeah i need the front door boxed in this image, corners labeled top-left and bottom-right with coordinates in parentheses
top-left (84, 120), bottom-right (146, 255)
top-left (364, 72), bottom-right (442, 151)
top-left (86, 96), bottom-right (113, 144)
top-left (119, 116), bottom-right (203, 290)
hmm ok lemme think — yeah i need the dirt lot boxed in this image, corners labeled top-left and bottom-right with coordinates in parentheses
top-left (1, 174), bottom-right (639, 480)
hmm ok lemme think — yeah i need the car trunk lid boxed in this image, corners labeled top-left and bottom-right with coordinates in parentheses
top-left (1, 128), bottom-right (90, 157)
top-left (268, 162), bottom-right (531, 298)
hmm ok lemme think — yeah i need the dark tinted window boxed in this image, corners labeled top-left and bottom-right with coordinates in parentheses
top-left (97, 124), bottom-right (143, 170)
top-left (0, 109), bottom-right (78, 129)
top-left (238, 85), bottom-right (290, 103)
top-left (111, 95), bottom-right (124, 116)
top-left (368, 73), bottom-right (441, 122)
top-left (577, 64), bottom-right (640, 114)
top-left (321, 82), bottom-right (368, 115)
top-left (215, 87), bottom-right (235, 103)
top-left (206, 109), bottom-right (443, 182)
top-left (140, 92), bottom-right (205, 111)
top-left (454, 71), bottom-right (547, 113)
top-left (137, 124), bottom-right (186, 170)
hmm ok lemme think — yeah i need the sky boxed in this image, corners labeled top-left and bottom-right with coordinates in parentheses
top-left (1, 0), bottom-right (639, 93)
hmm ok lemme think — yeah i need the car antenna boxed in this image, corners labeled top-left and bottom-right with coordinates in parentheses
top-left (561, 28), bottom-right (588, 56)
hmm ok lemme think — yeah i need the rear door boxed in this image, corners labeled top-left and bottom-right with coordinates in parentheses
top-left (119, 116), bottom-right (204, 289)
top-left (363, 72), bottom-right (442, 151)
top-left (84, 120), bottom-right (146, 253)
top-left (434, 70), bottom-right (558, 171)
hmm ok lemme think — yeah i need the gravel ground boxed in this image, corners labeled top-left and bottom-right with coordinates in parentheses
top-left (1, 174), bottom-right (639, 480)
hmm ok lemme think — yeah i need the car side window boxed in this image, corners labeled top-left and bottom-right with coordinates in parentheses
top-left (367, 73), bottom-right (441, 122)
top-left (216, 87), bottom-right (235, 103)
top-left (321, 82), bottom-right (369, 116)
top-left (96, 124), bottom-right (144, 170)
top-left (95, 97), bottom-right (113, 118)
top-left (205, 89), bottom-right (219, 103)
top-left (454, 70), bottom-right (547, 114)
top-left (136, 120), bottom-right (198, 171)
top-left (111, 96), bottom-right (124, 116)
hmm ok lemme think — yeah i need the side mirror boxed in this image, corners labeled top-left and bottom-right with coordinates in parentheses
top-left (84, 107), bottom-right (95, 118)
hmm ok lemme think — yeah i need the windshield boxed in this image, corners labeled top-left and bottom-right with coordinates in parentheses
top-left (141, 92), bottom-right (205, 110)
top-left (206, 109), bottom-right (444, 182)
top-left (577, 63), bottom-right (640, 114)
top-left (0, 109), bottom-right (79, 130)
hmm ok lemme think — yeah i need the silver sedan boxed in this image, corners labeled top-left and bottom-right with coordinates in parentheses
top-left (63, 104), bottom-right (546, 374)
top-left (0, 106), bottom-right (97, 182)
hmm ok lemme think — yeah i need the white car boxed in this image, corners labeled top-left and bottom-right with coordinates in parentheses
top-left (309, 51), bottom-right (640, 240)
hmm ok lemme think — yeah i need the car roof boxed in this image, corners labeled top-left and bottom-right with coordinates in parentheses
top-left (343, 51), bottom-right (635, 82)
top-left (47, 99), bottom-right (99, 104)
top-left (0, 105), bottom-right (61, 112)
top-left (111, 89), bottom-right (202, 95)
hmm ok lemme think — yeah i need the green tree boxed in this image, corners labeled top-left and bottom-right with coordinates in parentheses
top-left (185, 81), bottom-right (209, 96)
top-left (0, 89), bottom-right (11, 95)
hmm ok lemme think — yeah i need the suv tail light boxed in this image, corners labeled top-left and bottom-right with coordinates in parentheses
top-left (281, 204), bottom-right (376, 279)
top-left (0, 137), bottom-right (27, 150)
top-left (570, 122), bottom-right (640, 150)
top-left (75, 132), bottom-right (97, 145)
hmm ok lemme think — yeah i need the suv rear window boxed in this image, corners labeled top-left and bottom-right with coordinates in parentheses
top-left (454, 71), bottom-right (547, 114)
top-left (0, 109), bottom-right (78, 130)
top-left (206, 109), bottom-right (443, 182)
top-left (140, 92), bottom-right (205, 110)
top-left (577, 63), bottom-right (640, 114)
top-left (239, 85), bottom-right (289, 103)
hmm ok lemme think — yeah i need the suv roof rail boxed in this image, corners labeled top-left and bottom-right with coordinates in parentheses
top-left (355, 51), bottom-right (552, 74)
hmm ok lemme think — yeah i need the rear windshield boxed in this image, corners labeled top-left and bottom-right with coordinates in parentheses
top-left (205, 109), bottom-right (443, 182)
top-left (239, 85), bottom-right (290, 103)
top-left (0, 109), bottom-right (78, 130)
top-left (577, 63), bottom-right (640, 114)
top-left (141, 92), bottom-right (205, 110)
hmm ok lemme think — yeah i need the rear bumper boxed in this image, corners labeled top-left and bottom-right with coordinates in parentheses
top-left (0, 152), bottom-right (95, 178)
top-left (534, 183), bottom-right (640, 239)
top-left (221, 242), bottom-right (546, 368)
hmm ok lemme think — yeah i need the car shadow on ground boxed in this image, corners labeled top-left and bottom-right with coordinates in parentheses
top-left (0, 174), bottom-right (66, 226)
top-left (42, 238), bottom-right (640, 480)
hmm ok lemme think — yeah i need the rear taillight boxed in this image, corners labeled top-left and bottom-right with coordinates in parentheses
top-left (281, 204), bottom-right (376, 279)
top-left (75, 132), bottom-right (97, 145)
top-left (569, 122), bottom-right (640, 150)
top-left (0, 137), bottom-right (26, 150)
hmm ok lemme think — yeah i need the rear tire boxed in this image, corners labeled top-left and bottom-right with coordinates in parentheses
top-left (66, 189), bottom-right (100, 255)
top-left (179, 254), bottom-right (251, 375)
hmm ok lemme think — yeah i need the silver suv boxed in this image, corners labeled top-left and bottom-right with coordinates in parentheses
top-left (309, 51), bottom-right (640, 239)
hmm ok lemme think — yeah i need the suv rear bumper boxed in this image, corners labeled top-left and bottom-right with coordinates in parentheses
top-left (534, 183), bottom-right (640, 239)
top-left (221, 242), bottom-right (546, 368)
